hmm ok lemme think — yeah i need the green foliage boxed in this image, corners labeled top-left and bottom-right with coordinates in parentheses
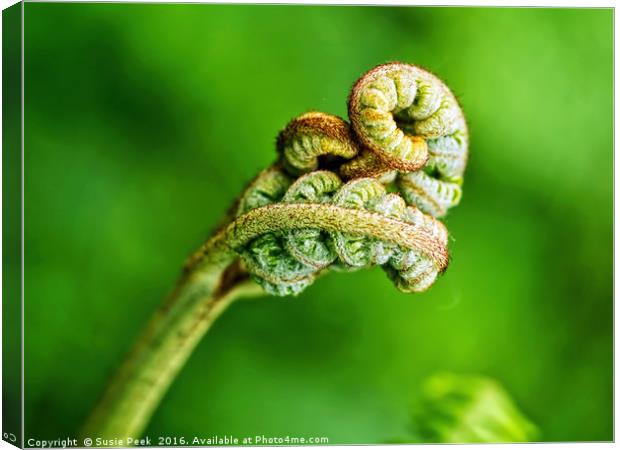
top-left (411, 373), bottom-right (539, 443)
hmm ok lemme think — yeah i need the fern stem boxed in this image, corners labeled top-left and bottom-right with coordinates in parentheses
top-left (79, 243), bottom-right (261, 442)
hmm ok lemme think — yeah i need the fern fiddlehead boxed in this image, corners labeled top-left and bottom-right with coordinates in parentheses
top-left (235, 170), bottom-right (449, 295)
top-left (81, 62), bottom-right (469, 443)
top-left (276, 112), bottom-right (360, 174)
top-left (346, 62), bottom-right (468, 217)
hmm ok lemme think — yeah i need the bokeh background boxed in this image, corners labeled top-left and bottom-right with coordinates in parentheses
top-left (21, 4), bottom-right (612, 443)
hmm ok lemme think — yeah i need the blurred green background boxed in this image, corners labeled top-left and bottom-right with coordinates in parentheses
top-left (21, 4), bottom-right (612, 443)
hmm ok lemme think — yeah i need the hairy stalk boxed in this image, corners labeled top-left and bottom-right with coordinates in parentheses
top-left (79, 242), bottom-right (262, 441)
top-left (81, 62), bottom-right (469, 443)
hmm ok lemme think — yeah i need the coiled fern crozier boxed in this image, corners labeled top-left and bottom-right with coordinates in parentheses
top-left (81, 62), bottom-right (469, 443)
